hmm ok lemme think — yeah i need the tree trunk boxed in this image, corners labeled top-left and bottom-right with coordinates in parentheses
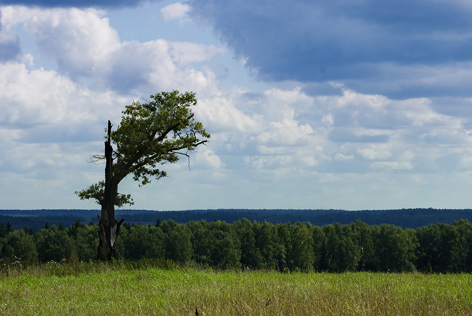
top-left (97, 120), bottom-right (123, 262)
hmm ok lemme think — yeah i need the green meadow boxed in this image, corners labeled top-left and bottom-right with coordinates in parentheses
top-left (1, 262), bottom-right (471, 315)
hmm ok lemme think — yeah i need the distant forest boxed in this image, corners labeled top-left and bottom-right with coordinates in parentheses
top-left (1, 208), bottom-right (472, 231)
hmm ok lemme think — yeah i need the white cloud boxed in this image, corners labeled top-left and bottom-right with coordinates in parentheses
top-left (358, 147), bottom-right (392, 160)
top-left (195, 93), bottom-right (261, 134)
top-left (1, 6), bottom-right (224, 95)
top-left (4, 7), bottom-right (120, 76)
top-left (262, 87), bottom-right (314, 121)
top-left (161, 3), bottom-right (190, 22)
top-left (257, 119), bottom-right (314, 146)
top-left (193, 146), bottom-right (225, 169)
top-left (0, 62), bottom-right (95, 126)
top-left (336, 89), bottom-right (388, 110)
top-left (195, 85), bottom-right (472, 192)
top-left (168, 42), bottom-right (224, 66)
top-left (322, 114), bottom-right (334, 125)
top-left (334, 153), bottom-right (354, 161)
top-left (371, 161), bottom-right (414, 171)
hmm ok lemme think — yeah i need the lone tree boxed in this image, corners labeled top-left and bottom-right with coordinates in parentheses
top-left (75, 90), bottom-right (210, 261)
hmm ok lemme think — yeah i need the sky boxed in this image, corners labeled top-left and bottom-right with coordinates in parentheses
top-left (1, 0), bottom-right (472, 211)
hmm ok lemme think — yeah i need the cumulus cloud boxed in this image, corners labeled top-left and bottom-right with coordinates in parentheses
top-left (334, 153), bottom-right (354, 161)
top-left (197, 85), bottom-right (472, 183)
top-left (225, 87), bottom-right (472, 182)
top-left (194, 92), bottom-right (261, 134)
top-left (0, 61), bottom-right (133, 148)
top-left (257, 119), bottom-right (314, 147)
top-left (4, 7), bottom-right (121, 78)
top-left (188, 0), bottom-right (472, 98)
top-left (193, 146), bottom-right (224, 169)
top-left (0, 62), bottom-right (90, 126)
top-left (161, 2), bottom-right (190, 22)
top-left (358, 146), bottom-right (392, 160)
top-left (0, 6), bottom-right (224, 94)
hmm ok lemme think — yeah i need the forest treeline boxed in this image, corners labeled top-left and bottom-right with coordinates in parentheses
top-left (2, 208), bottom-right (472, 231)
top-left (1, 218), bottom-right (472, 273)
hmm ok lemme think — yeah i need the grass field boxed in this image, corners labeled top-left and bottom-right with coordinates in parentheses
top-left (1, 262), bottom-right (471, 315)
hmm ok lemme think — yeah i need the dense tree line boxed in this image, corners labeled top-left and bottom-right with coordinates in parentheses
top-left (1, 219), bottom-right (472, 273)
top-left (3, 208), bottom-right (472, 231)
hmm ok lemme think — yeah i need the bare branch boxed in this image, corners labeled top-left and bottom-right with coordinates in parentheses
top-left (88, 154), bottom-right (106, 164)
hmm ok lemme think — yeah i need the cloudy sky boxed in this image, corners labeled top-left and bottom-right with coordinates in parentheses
top-left (1, 0), bottom-right (472, 211)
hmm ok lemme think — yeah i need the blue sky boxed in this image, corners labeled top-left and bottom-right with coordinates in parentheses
top-left (1, 0), bottom-right (472, 210)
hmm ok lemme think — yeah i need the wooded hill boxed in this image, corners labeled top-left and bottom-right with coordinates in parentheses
top-left (1, 208), bottom-right (471, 231)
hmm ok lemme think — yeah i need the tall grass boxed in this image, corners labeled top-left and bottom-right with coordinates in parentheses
top-left (1, 261), bottom-right (471, 315)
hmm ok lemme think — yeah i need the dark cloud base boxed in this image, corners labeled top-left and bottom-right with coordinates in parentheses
top-left (189, 0), bottom-right (472, 99)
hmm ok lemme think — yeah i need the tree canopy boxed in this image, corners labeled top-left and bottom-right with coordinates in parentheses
top-left (75, 90), bottom-right (210, 206)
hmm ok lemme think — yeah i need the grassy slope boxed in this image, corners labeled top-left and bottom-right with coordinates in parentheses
top-left (1, 265), bottom-right (471, 315)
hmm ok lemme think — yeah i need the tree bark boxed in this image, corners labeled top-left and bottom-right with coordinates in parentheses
top-left (97, 120), bottom-right (122, 262)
